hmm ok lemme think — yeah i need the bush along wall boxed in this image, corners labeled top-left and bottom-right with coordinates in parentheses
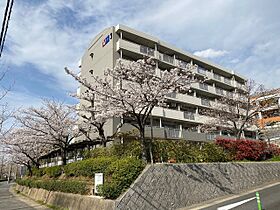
top-left (152, 139), bottom-right (230, 163)
top-left (16, 179), bottom-right (90, 195)
top-left (19, 156), bottom-right (145, 199)
top-left (98, 157), bottom-right (145, 199)
top-left (215, 138), bottom-right (280, 161)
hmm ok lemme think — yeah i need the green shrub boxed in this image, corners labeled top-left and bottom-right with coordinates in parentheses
top-left (32, 167), bottom-right (45, 177)
top-left (98, 157), bottom-right (145, 199)
top-left (85, 147), bottom-right (113, 159)
top-left (152, 140), bottom-right (230, 163)
top-left (267, 156), bottom-right (280, 161)
top-left (198, 143), bottom-right (231, 162)
top-left (83, 141), bottom-right (142, 159)
top-left (16, 178), bottom-right (89, 195)
top-left (64, 156), bottom-right (117, 177)
top-left (44, 166), bottom-right (63, 178)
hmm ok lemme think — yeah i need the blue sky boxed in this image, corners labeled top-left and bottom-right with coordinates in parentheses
top-left (0, 0), bottom-right (280, 109)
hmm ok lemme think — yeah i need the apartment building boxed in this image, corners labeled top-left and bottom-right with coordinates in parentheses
top-left (255, 88), bottom-right (280, 145)
top-left (77, 24), bottom-right (247, 142)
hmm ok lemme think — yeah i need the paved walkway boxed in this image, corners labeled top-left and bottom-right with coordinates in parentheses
top-left (0, 182), bottom-right (49, 210)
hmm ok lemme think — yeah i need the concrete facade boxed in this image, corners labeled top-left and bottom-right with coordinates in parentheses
top-left (77, 24), bottom-right (248, 142)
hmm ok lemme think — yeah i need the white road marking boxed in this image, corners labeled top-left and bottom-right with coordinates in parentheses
top-left (217, 197), bottom-right (256, 210)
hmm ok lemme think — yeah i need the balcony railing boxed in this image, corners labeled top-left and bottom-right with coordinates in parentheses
top-left (226, 91), bottom-right (234, 98)
top-left (213, 73), bottom-right (221, 81)
top-left (165, 128), bottom-right (180, 138)
top-left (199, 83), bottom-right (208, 91)
top-left (216, 88), bottom-right (224, 96)
top-left (184, 112), bottom-right (195, 120)
top-left (201, 98), bottom-right (211, 106)
top-left (178, 60), bottom-right (189, 68)
top-left (224, 77), bottom-right (232, 85)
top-left (166, 92), bottom-right (176, 98)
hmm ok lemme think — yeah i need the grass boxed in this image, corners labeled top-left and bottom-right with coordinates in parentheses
top-left (37, 200), bottom-right (68, 210)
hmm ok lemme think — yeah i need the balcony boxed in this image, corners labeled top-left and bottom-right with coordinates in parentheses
top-left (197, 66), bottom-right (207, 75)
top-left (178, 59), bottom-right (189, 69)
top-left (117, 39), bottom-right (155, 58)
top-left (215, 88), bottom-right (224, 96)
top-left (184, 111), bottom-right (195, 120)
top-left (224, 77), bottom-right (232, 85)
top-left (213, 73), bottom-right (221, 81)
top-left (117, 39), bottom-right (237, 88)
top-left (199, 83), bottom-right (209, 91)
top-left (158, 53), bottom-right (174, 64)
top-left (233, 81), bottom-right (247, 91)
top-left (140, 45), bottom-right (155, 56)
top-left (201, 98), bottom-right (211, 107)
top-left (166, 92), bottom-right (213, 108)
top-left (152, 107), bottom-right (197, 123)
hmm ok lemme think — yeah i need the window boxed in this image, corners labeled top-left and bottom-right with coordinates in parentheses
top-left (140, 45), bottom-right (155, 56)
top-left (197, 66), bottom-right (207, 75)
top-left (162, 54), bottom-right (174, 64)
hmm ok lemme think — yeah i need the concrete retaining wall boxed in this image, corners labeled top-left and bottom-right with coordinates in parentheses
top-left (15, 185), bottom-right (115, 210)
top-left (115, 162), bottom-right (280, 210)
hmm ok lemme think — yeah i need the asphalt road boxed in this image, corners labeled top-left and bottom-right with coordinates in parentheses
top-left (0, 182), bottom-right (49, 210)
top-left (202, 183), bottom-right (280, 210)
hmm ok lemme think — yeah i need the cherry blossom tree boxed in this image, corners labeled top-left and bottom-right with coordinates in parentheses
top-left (74, 87), bottom-right (123, 147)
top-left (15, 99), bottom-right (78, 165)
top-left (2, 127), bottom-right (52, 175)
top-left (201, 79), bottom-right (265, 139)
top-left (66, 58), bottom-right (201, 162)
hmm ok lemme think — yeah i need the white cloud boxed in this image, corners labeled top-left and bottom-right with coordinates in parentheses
top-left (2, 90), bottom-right (42, 110)
top-left (1, 0), bottom-right (280, 97)
top-left (193, 49), bottom-right (228, 58)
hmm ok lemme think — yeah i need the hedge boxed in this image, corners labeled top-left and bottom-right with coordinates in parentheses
top-left (16, 179), bottom-right (89, 195)
top-left (152, 140), bottom-right (230, 163)
top-left (216, 138), bottom-right (280, 161)
top-left (64, 156), bottom-right (117, 177)
top-left (44, 165), bottom-right (63, 178)
top-left (98, 157), bottom-right (145, 199)
top-left (83, 141), bottom-right (142, 159)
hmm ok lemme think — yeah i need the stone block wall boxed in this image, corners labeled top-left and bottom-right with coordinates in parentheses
top-left (115, 162), bottom-right (280, 210)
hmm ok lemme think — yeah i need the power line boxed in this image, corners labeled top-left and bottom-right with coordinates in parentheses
top-left (0, 0), bottom-right (14, 58)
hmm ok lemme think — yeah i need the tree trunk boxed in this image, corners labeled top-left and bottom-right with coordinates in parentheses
top-left (98, 127), bottom-right (107, 147)
top-left (236, 130), bottom-right (242, 140)
top-left (27, 164), bottom-right (32, 177)
top-left (139, 127), bottom-right (147, 163)
top-left (61, 149), bottom-right (67, 165)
